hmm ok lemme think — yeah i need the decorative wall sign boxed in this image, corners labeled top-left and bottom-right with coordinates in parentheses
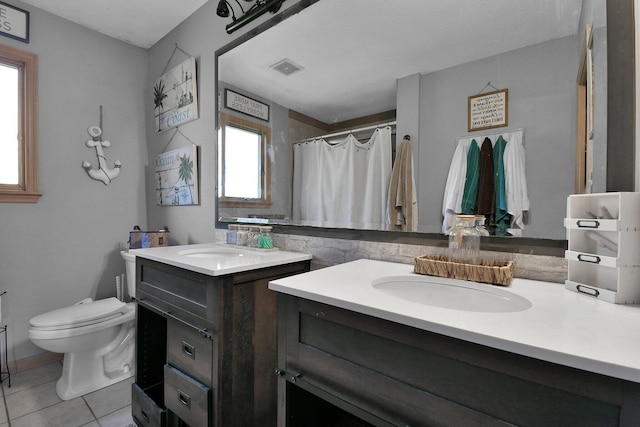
top-left (0, 1), bottom-right (29, 43)
top-left (154, 57), bottom-right (198, 132)
top-left (468, 89), bottom-right (508, 132)
top-left (82, 106), bottom-right (121, 185)
top-left (225, 89), bottom-right (270, 121)
top-left (155, 145), bottom-right (199, 206)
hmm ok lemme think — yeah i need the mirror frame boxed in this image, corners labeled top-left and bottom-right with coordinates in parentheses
top-left (215, 0), bottom-right (635, 257)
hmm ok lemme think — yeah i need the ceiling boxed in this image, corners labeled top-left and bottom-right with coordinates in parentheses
top-left (219, 0), bottom-right (584, 124)
top-left (20, 0), bottom-right (585, 122)
top-left (20, 0), bottom-right (209, 48)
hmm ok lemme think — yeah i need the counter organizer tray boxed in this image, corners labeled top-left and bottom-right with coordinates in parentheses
top-left (564, 192), bottom-right (640, 304)
top-left (414, 254), bottom-right (514, 286)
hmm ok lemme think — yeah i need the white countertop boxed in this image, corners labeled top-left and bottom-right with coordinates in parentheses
top-left (130, 243), bottom-right (311, 276)
top-left (269, 258), bottom-right (640, 383)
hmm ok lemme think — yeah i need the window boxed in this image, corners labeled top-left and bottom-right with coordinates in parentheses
top-left (0, 44), bottom-right (39, 203)
top-left (218, 113), bottom-right (271, 208)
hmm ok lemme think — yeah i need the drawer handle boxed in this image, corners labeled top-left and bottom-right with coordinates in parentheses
top-left (178, 390), bottom-right (191, 408)
top-left (577, 285), bottom-right (600, 297)
top-left (577, 253), bottom-right (601, 264)
top-left (140, 409), bottom-right (150, 423)
top-left (576, 220), bottom-right (600, 228)
top-left (182, 341), bottom-right (195, 359)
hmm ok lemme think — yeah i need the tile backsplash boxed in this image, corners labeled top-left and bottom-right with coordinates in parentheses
top-left (214, 230), bottom-right (567, 283)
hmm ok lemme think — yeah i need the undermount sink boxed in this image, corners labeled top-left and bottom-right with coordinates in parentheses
top-left (371, 275), bottom-right (532, 313)
top-left (177, 248), bottom-right (249, 258)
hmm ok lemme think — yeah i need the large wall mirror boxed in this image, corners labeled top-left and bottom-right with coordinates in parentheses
top-left (215, 0), bottom-right (634, 253)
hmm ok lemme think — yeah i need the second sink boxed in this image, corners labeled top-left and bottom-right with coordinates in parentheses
top-left (177, 247), bottom-right (249, 258)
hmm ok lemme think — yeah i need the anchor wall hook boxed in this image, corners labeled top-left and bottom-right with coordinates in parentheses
top-left (82, 106), bottom-right (121, 185)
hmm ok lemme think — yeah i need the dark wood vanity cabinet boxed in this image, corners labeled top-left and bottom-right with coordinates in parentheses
top-left (133, 257), bottom-right (310, 427)
top-left (277, 295), bottom-right (640, 427)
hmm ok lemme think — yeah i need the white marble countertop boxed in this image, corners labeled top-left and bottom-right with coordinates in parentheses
top-left (269, 258), bottom-right (640, 383)
top-left (130, 243), bottom-right (311, 276)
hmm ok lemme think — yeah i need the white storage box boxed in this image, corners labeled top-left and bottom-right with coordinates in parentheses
top-left (564, 192), bottom-right (640, 304)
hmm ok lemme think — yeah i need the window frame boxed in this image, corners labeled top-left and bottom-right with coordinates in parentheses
top-left (218, 113), bottom-right (271, 209)
top-left (0, 43), bottom-right (39, 203)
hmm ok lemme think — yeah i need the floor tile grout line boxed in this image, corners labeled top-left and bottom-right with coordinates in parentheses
top-left (5, 379), bottom-right (63, 421)
top-left (0, 381), bottom-right (10, 427)
top-left (81, 396), bottom-right (101, 426)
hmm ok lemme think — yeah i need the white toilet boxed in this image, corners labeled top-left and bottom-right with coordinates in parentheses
top-left (28, 251), bottom-right (137, 400)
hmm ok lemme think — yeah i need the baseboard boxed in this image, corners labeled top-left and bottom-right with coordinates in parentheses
top-left (9, 352), bottom-right (63, 374)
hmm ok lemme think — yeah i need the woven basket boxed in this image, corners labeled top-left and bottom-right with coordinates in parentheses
top-left (414, 255), bottom-right (514, 286)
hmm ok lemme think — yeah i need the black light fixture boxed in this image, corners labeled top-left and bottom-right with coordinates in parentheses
top-left (216, 0), bottom-right (244, 20)
top-left (217, 0), bottom-right (285, 34)
top-left (216, 1), bottom-right (230, 18)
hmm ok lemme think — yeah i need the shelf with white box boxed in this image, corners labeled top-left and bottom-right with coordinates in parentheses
top-left (564, 192), bottom-right (640, 304)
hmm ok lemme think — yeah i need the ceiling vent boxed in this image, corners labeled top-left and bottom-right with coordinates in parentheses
top-left (270, 58), bottom-right (304, 76)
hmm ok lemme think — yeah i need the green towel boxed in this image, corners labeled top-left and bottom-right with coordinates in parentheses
top-left (493, 135), bottom-right (511, 235)
top-left (461, 139), bottom-right (480, 214)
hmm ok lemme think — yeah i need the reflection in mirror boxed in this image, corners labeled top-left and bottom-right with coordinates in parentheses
top-left (217, 0), bottom-right (611, 241)
top-left (218, 113), bottom-right (272, 209)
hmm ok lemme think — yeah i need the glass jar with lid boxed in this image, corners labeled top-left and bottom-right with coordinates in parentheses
top-left (226, 224), bottom-right (238, 244)
top-left (448, 215), bottom-right (480, 264)
top-left (258, 226), bottom-right (273, 249)
top-left (474, 215), bottom-right (490, 236)
top-left (247, 226), bottom-right (260, 248)
top-left (236, 226), bottom-right (249, 246)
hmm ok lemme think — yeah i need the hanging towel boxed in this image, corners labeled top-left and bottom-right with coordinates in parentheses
top-left (388, 138), bottom-right (418, 231)
top-left (493, 135), bottom-right (510, 235)
top-left (442, 138), bottom-right (469, 232)
top-left (475, 137), bottom-right (495, 216)
top-left (503, 132), bottom-right (529, 229)
top-left (461, 139), bottom-right (480, 214)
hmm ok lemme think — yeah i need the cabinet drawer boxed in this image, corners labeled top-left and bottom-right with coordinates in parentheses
top-left (167, 318), bottom-right (213, 386)
top-left (132, 383), bottom-right (167, 427)
top-left (164, 364), bottom-right (212, 427)
top-left (138, 258), bottom-right (219, 331)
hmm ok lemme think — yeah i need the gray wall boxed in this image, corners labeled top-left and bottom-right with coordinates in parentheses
top-left (144, 1), bottom-right (306, 244)
top-left (409, 35), bottom-right (579, 239)
top-left (0, 2), bottom-right (148, 361)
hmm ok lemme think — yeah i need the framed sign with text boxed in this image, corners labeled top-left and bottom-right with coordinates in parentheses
top-left (153, 57), bottom-right (199, 132)
top-left (225, 89), bottom-right (269, 121)
top-left (468, 89), bottom-right (508, 132)
top-left (0, 1), bottom-right (29, 43)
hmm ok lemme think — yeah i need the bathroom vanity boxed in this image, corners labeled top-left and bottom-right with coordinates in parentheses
top-left (270, 259), bottom-right (640, 426)
top-left (129, 244), bottom-right (311, 427)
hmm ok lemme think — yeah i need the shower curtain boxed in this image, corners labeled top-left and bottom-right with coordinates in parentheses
top-left (292, 126), bottom-right (392, 229)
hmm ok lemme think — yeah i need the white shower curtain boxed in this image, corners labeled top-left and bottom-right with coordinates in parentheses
top-left (292, 126), bottom-right (392, 229)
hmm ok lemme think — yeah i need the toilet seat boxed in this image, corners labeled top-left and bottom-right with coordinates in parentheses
top-left (29, 297), bottom-right (129, 331)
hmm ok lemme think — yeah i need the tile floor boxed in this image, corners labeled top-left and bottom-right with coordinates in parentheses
top-left (0, 361), bottom-right (136, 427)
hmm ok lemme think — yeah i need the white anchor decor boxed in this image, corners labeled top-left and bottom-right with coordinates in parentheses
top-left (82, 106), bottom-right (121, 185)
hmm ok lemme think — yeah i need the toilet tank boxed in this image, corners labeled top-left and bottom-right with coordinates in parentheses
top-left (121, 251), bottom-right (136, 299)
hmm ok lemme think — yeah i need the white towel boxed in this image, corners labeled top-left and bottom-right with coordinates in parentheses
top-left (442, 138), bottom-right (469, 232)
top-left (503, 132), bottom-right (529, 229)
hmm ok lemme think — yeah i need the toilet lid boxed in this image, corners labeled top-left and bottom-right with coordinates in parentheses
top-left (29, 297), bottom-right (128, 330)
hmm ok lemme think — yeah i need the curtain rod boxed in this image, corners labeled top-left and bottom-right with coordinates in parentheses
top-left (296, 121), bottom-right (397, 144)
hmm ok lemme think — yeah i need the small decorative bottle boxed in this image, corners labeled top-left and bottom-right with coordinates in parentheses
top-left (448, 215), bottom-right (480, 264)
